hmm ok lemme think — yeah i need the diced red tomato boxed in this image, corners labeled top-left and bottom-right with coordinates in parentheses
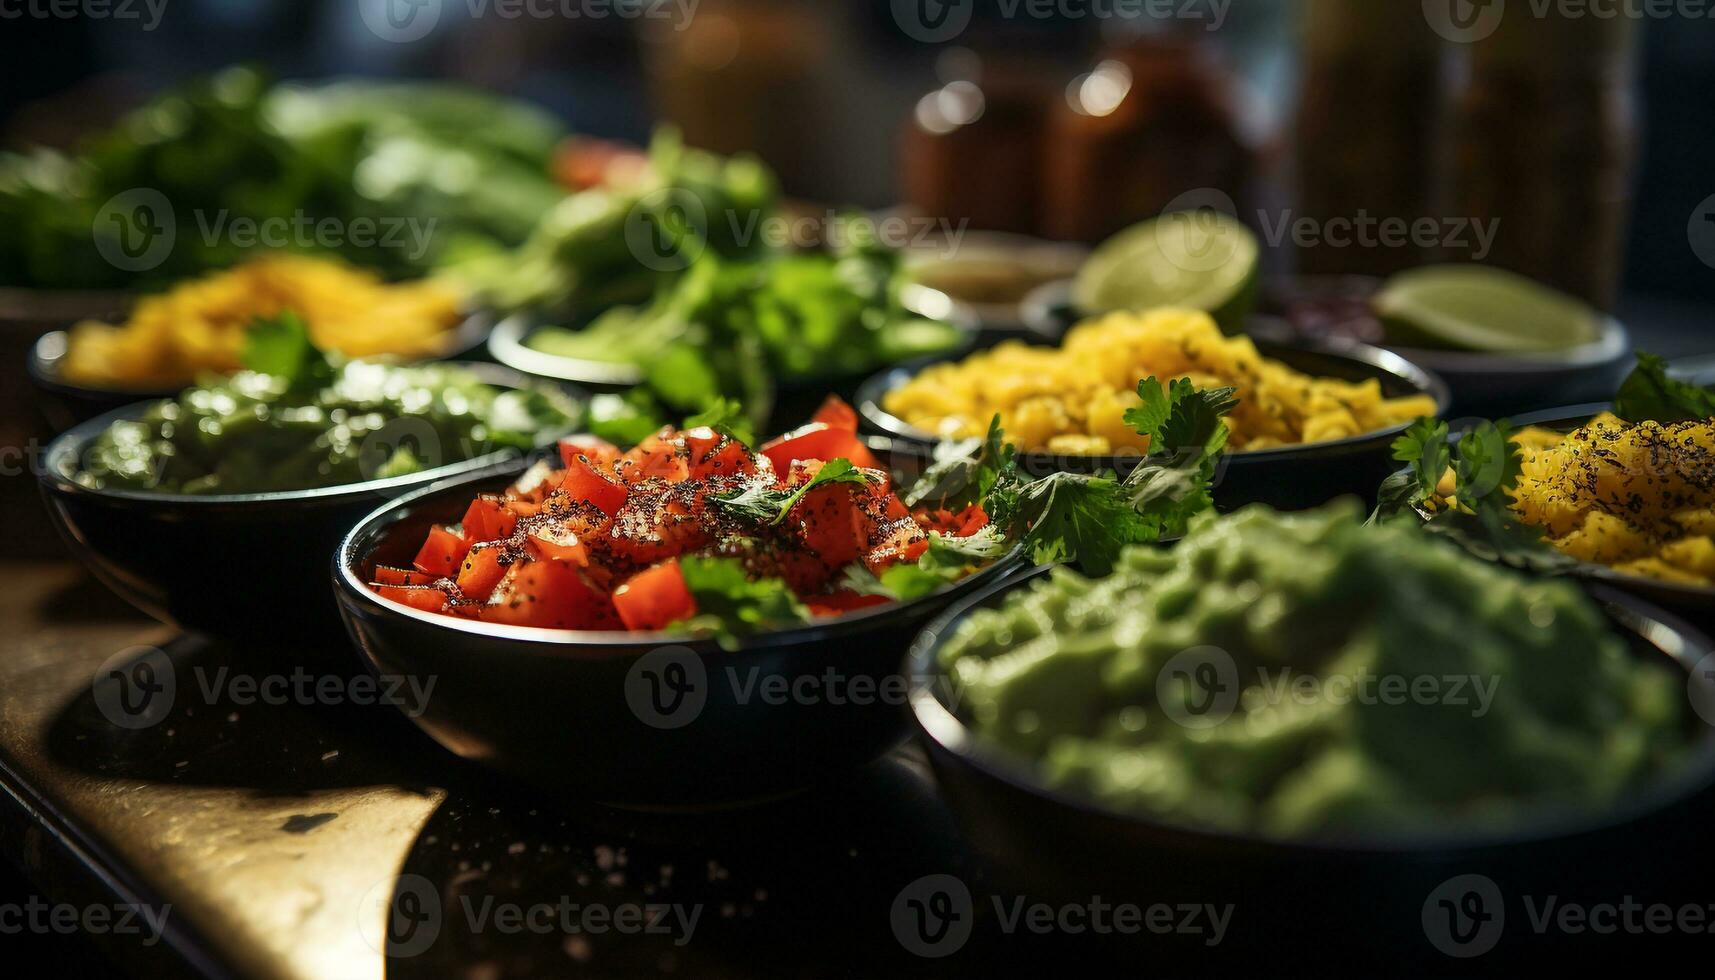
top-left (608, 488), bottom-right (709, 564)
top-left (455, 543), bottom-right (510, 603)
top-left (525, 522), bottom-right (589, 565)
top-left (612, 560), bottom-right (698, 631)
top-left (480, 559), bottom-right (620, 630)
top-left (560, 455), bottom-right (629, 516)
top-left (375, 584), bottom-right (450, 614)
top-left (559, 435), bottom-right (621, 471)
top-left (811, 395), bottom-right (860, 432)
top-left (373, 565), bottom-right (437, 587)
top-left (792, 483), bottom-right (871, 567)
top-left (762, 423), bottom-right (879, 473)
top-left (461, 496), bottom-right (517, 544)
top-left (413, 525), bottom-right (470, 578)
top-left (617, 429), bottom-right (690, 484)
top-left (685, 427), bottom-right (755, 480)
top-left (864, 518), bottom-right (930, 574)
top-left (805, 590), bottom-right (891, 617)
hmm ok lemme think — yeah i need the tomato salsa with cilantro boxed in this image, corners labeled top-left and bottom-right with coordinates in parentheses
top-left (368, 398), bottom-right (997, 633)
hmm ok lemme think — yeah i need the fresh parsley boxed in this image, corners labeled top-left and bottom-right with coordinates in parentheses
top-left (903, 415), bottom-right (1015, 511)
top-left (1613, 351), bottom-right (1715, 424)
top-left (672, 556), bottom-right (809, 648)
top-left (711, 457), bottom-right (876, 525)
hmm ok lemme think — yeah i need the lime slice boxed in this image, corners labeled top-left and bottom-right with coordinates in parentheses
top-left (1374, 265), bottom-right (1604, 353)
top-left (1072, 210), bottom-right (1259, 332)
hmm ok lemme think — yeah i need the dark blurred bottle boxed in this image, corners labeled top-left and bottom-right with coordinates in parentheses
top-left (1293, 0), bottom-right (1443, 276)
top-left (1443, 14), bottom-right (1639, 309)
top-left (1039, 27), bottom-right (1252, 244)
top-left (899, 54), bottom-right (1053, 235)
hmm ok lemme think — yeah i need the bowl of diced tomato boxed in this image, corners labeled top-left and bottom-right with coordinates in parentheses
top-left (333, 397), bottom-right (1020, 806)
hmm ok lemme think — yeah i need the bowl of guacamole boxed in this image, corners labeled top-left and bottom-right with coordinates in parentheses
top-left (908, 504), bottom-right (1715, 946)
top-left (39, 332), bottom-right (583, 642)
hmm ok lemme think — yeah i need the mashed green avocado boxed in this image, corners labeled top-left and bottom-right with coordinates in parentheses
top-left (941, 503), bottom-right (1686, 838)
top-left (76, 360), bottom-right (580, 495)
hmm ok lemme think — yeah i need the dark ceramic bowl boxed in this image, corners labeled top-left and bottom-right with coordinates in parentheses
top-left (332, 438), bottom-right (1025, 807)
top-left (486, 286), bottom-right (981, 432)
top-left (27, 310), bottom-right (496, 434)
top-left (1414, 404), bottom-right (1715, 622)
top-left (37, 362), bottom-right (581, 644)
top-left (857, 338), bottom-right (1450, 511)
top-left (908, 566), bottom-right (1715, 956)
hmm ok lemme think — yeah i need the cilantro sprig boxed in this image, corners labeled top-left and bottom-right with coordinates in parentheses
top-left (711, 457), bottom-right (876, 525)
top-left (669, 556), bottom-right (809, 649)
top-left (1613, 351), bottom-right (1715, 424)
top-left (242, 312), bottom-right (334, 392)
top-left (1374, 417), bottom-right (1569, 572)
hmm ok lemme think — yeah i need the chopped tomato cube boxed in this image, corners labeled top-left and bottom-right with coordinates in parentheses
top-left (560, 455), bottom-right (629, 516)
top-left (374, 584), bottom-right (449, 614)
top-left (373, 565), bottom-right (437, 587)
top-left (480, 559), bottom-right (620, 630)
top-left (864, 518), bottom-right (929, 574)
top-left (461, 496), bottom-right (517, 545)
top-left (558, 435), bottom-right (621, 471)
top-left (413, 525), bottom-right (470, 578)
top-left (792, 483), bottom-right (871, 567)
top-left (811, 395), bottom-right (860, 432)
top-left (612, 560), bottom-right (698, 631)
top-left (617, 429), bottom-right (691, 484)
top-left (762, 423), bottom-right (879, 473)
top-left (685, 427), bottom-right (756, 479)
top-left (525, 522), bottom-right (589, 565)
top-left (456, 543), bottom-right (510, 603)
top-left (805, 590), bottom-right (891, 617)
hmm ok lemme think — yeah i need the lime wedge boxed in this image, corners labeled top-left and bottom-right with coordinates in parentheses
top-left (1374, 265), bottom-right (1604, 353)
top-left (1071, 210), bottom-right (1259, 332)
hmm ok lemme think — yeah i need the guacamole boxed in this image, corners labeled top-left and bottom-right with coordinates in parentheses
top-left (941, 503), bottom-right (1686, 838)
top-left (76, 360), bottom-right (580, 495)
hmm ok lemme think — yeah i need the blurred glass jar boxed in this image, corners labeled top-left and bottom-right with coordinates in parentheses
top-left (899, 55), bottom-right (1054, 236)
top-left (1442, 14), bottom-right (1639, 309)
top-left (1039, 31), bottom-right (1252, 244)
top-left (1293, 0), bottom-right (1444, 277)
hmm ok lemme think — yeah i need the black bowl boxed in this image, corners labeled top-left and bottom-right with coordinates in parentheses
top-left (487, 286), bottom-right (981, 432)
top-left (332, 439), bottom-right (1025, 807)
top-left (37, 362), bottom-right (581, 645)
top-left (856, 337), bottom-right (1450, 510)
top-left (908, 566), bottom-right (1715, 959)
top-left (27, 310), bottom-right (496, 435)
top-left (1418, 403), bottom-right (1715, 622)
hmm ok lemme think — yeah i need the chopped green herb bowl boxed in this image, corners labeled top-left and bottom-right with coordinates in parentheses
top-left (331, 437), bottom-right (1025, 807)
top-left (38, 362), bottom-right (582, 645)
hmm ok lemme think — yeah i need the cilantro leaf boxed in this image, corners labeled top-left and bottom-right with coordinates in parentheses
top-left (1002, 473), bottom-right (1149, 577)
top-left (1115, 376), bottom-right (1237, 545)
top-left (672, 556), bottom-right (809, 648)
top-left (903, 414), bottom-right (1016, 511)
top-left (1125, 376), bottom-right (1239, 458)
top-left (242, 312), bottom-right (332, 391)
top-left (711, 457), bottom-right (875, 526)
top-left (1389, 417), bottom-right (1451, 502)
top-left (684, 396), bottom-right (756, 448)
top-left (842, 528), bottom-right (1011, 602)
top-left (1613, 351), bottom-right (1715, 424)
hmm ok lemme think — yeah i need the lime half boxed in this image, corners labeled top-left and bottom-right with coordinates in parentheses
top-left (1374, 265), bottom-right (1604, 353)
top-left (1072, 210), bottom-right (1259, 332)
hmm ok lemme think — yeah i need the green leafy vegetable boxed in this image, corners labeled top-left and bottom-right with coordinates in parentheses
top-left (684, 397), bottom-right (756, 448)
top-left (711, 458), bottom-right (875, 526)
top-left (1613, 351), bottom-right (1715, 424)
top-left (241, 312), bottom-right (332, 391)
top-left (903, 415), bottom-right (1015, 511)
top-left (672, 556), bottom-right (809, 648)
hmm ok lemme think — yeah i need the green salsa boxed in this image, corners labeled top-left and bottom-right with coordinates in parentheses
top-left (76, 360), bottom-right (580, 495)
top-left (941, 503), bottom-right (1686, 838)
